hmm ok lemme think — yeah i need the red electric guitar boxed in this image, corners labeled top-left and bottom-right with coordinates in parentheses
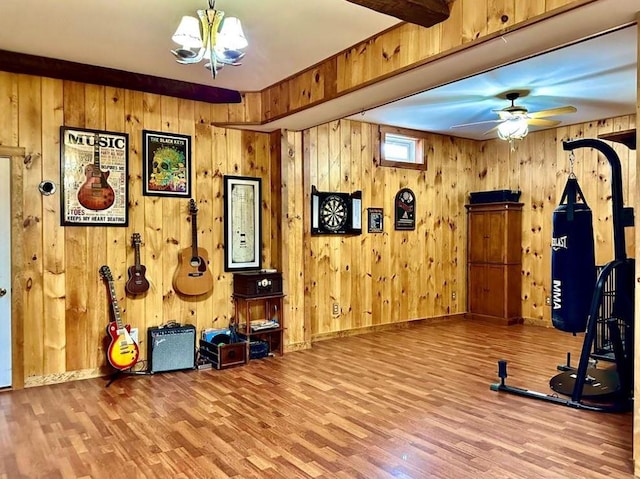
top-left (125, 233), bottom-right (150, 295)
top-left (77, 134), bottom-right (115, 211)
top-left (100, 265), bottom-right (140, 370)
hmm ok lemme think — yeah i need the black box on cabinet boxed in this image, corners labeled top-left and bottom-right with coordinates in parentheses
top-left (469, 190), bottom-right (521, 204)
top-left (147, 324), bottom-right (196, 373)
top-left (233, 270), bottom-right (283, 297)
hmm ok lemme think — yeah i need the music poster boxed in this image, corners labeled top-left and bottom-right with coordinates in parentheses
top-left (60, 126), bottom-right (129, 227)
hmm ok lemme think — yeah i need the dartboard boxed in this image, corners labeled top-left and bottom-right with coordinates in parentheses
top-left (320, 194), bottom-right (348, 231)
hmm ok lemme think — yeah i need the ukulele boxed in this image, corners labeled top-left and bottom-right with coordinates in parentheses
top-left (125, 233), bottom-right (150, 295)
top-left (173, 199), bottom-right (214, 296)
top-left (77, 134), bottom-right (115, 211)
top-left (100, 265), bottom-right (140, 370)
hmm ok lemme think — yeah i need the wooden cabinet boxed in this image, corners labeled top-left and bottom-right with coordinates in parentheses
top-left (233, 293), bottom-right (285, 358)
top-left (466, 202), bottom-right (523, 325)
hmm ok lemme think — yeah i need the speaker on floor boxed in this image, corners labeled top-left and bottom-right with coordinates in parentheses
top-left (148, 324), bottom-right (196, 373)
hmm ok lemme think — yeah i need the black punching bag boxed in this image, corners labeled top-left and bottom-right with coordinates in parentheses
top-left (551, 177), bottom-right (596, 333)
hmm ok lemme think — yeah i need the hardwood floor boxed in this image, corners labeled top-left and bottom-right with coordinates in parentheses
top-left (0, 319), bottom-right (633, 479)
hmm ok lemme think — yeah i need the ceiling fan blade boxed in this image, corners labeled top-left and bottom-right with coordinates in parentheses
top-left (483, 125), bottom-right (501, 136)
top-left (527, 118), bottom-right (561, 127)
top-left (528, 105), bottom-right (577, 118)
top-left (451, 119), bottom-right (503, 129)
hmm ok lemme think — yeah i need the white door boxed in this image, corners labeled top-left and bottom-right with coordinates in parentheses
top-left (0, 156), bottom-right (11, 387)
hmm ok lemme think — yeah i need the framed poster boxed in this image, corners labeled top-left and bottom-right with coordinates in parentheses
top-left (224, 175), bottom-right (262, 271)
top-left (60, 126), bottom-right (129, 227)
top-left (142, 130), bottom-right (191, 197)
top-left (368, 207), bottom-right (384, 233)
top-left (394, 188), bottom-right (416, 230)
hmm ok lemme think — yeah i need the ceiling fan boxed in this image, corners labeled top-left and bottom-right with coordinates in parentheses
top-left (451, 92), bottom-right (577, 139)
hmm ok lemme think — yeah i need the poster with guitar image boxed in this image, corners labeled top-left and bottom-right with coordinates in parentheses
top-left (100, 265), bottom-right (140, 371)
top-left (173, 199), bottom-right (214, 296)
top-left (60, 126), bottom-right (128, 226)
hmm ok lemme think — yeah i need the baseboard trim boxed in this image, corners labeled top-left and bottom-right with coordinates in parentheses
top-left (24, 367), bottom-right (106, 388)
top-left (522, 317), bottom-right (553, 328)
top-left (284, 341), bottom-right (312, 353)
top-left (311, 314), bottom-right (465, 343)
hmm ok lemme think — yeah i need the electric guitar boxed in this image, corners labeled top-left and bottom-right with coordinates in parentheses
top-left (77, 134), bottom-right (115, 211)
top-left (100, 265), bottom-right (140, 370)
top-left (125, 233), bottom-right (150, 295)
top-left (173, 199), bottom-right (214, 296)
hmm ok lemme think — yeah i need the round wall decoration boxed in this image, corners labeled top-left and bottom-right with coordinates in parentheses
top-left (310, 186), bottom-right (362, 235)
top-left (320, 194), bottom-right (349, 232)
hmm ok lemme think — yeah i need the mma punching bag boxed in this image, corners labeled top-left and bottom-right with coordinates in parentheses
top-left (551, 176), bottom-right (597, 333)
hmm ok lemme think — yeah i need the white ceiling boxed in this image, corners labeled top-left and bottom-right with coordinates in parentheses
top-left (0, 0), bottom-right (400, 92)
top-left (352, 24), bottom-right (637, 140)
top-left (0, 0), bottom-right (638, 138)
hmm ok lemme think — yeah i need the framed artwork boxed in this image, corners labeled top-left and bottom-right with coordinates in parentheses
top-left (395, 187), bottom-right (416, 230)
top-left (60, 126), bottom-right (129, 227)
top-left (223, 175), bottom-right (262, 271)
top-left (142, 130), bottom-right (191, 197)
top-left (368, 207), bottom-right (384, 233)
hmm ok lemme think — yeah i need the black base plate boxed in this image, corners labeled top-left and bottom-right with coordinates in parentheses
top-left (549, 368), bottom-right (620, 399)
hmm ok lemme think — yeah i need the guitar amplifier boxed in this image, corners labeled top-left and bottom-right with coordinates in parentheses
top-left (148, 324), bottom-right (196, 373)
top-left (233, 270), bottom-right (283, 297)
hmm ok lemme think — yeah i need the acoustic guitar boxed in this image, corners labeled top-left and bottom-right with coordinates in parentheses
top-left (125, 233), bottom-right (150, 295)
top-left (77, 134), bottom-right (115, 211)
top-left (173, 199), bottom-right (214, 296)
top-left (100, 265), bottom-right (140, 370)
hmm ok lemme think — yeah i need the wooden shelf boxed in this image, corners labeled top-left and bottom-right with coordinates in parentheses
top-left (598, 129), bottom-right (636, 150)
top-left (233, 294), bottom-right (285, 358)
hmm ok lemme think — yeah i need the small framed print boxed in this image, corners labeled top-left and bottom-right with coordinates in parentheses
top-left (224, 175), bottom-right (262, 271)
top-left (142, 130), bottom-right (191, 197)
top-left (367, 208), bottom-right (384, 233)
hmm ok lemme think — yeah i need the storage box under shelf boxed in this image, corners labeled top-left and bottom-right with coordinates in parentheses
top-left (199, 339), bottom-right (247, 369)
top-left (239, 330), bottom-right (282, 357)
top-left (237, 334), bottom-right (270, 359)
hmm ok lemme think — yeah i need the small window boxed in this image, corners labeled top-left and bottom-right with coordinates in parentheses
top-left (380, 126), bottom-right (427, 170)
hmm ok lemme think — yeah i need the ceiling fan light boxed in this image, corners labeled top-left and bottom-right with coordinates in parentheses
top-left (497, 118), bottom-right (528, 141)
top-left (172, 16), bottom-right (203, 49)
top-left (217, 17), bottom-right (248, 50)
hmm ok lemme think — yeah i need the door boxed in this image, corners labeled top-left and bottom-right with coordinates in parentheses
top-left (0, 156), bottom-right (11, 387)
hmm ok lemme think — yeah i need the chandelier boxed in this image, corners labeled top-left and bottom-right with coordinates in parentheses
top-left (171, 0), bottom-right (247, 78)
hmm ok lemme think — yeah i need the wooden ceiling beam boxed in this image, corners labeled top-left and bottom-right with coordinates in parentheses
top-left (345, 0), bottom-right (450, 29)
top-left (0, 49), bottom-right (242, 104)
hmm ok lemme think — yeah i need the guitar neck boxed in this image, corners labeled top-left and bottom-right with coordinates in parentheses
top-left (107, 280), bottom-right (124, 330)
top-left (93, 134), bottom-right (101, 170)
top-left (134, 243), bottom-right (141, 271)
top-left (191, 210), bottom-right (199, 258)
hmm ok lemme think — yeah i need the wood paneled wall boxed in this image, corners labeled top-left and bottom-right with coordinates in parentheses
top-left (297, 115), bottom-right (636, 338)
top-left (1, 72), bottom-right (279, 387)
top-left (302, 120), bottom-right (476, 337)
top-left (4, 69), bottom-right (635, 387)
